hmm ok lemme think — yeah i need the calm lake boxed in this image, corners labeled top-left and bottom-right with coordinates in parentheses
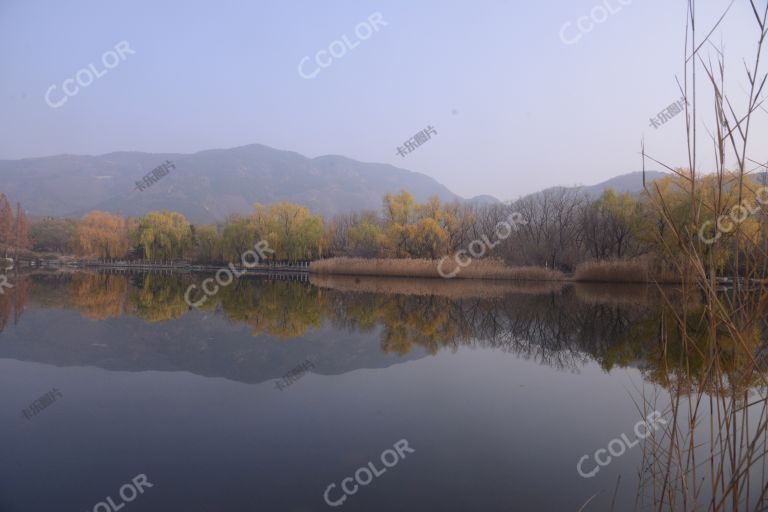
top-left (0, 271), bottom-right (764, 511)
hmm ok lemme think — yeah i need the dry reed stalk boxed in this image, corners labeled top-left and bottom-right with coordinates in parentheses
top-left (634, 1), bottom-right (768, 510)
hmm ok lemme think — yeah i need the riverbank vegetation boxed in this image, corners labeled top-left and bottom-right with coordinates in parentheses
top-left (0, 193), bottom-right (31, 257)
top-left (3, 166), bottom-right (765, 284)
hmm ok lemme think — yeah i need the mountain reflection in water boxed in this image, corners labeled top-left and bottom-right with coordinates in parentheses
top-left (0, 271), bottom-right (763, 395)
top-left (1, 271), bottom-right (767, 511)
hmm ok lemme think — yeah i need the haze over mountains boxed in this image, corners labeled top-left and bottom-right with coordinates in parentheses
top-left (0, 143), bottom-right (667, 223)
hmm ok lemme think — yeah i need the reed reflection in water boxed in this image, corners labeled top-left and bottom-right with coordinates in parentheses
top-left (1, 270), bottom-right (766, 510)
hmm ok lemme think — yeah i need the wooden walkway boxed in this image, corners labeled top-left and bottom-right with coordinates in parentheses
top-left (94, 266), bottom-right (310, 281)
top-left (34, 259), bottom-right (311, 280)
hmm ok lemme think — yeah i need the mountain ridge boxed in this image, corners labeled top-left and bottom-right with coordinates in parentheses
top-left (0, 143), bottom-right (668, 223)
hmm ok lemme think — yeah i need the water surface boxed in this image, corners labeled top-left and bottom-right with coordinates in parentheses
top-left (0, 271), bottom-right (763, 511)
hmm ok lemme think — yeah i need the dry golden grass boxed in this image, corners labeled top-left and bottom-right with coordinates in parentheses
top-left (572, 257), bottom-right (680, 284)
top-left (311, 257), bottom-right (683, 284)
top-left (310, 257), bottom-right (565, 281)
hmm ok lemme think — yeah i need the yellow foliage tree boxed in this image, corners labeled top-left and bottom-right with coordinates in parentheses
top-left (71, 211), bottom-right (130, 259)
top-left (195, 224), bottom-right (222, 263)
top-left (381, 191), bottom-right (452, 258)
top-left (637, 170), bottom-right (764, 270)
top-left (253, 202), bottom-right (324, 260)
top-left (131, 211), bottom-right (193, 260)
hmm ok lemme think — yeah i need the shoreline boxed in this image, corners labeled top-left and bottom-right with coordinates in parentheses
top-left (21, 256), bottom-right (753, 287)
top-left (11, 258), bottom-right (310, 274)
top-left (4, 256), bottom-right (689, 285)
top-left (308, 257), bottom-right (683, 285)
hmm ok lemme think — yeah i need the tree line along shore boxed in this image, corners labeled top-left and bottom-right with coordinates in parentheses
top-left (2, 170), bottom-right (764, 283)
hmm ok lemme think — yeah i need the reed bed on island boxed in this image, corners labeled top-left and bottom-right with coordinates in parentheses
top-left (572, 257), bottom-right (681, 284)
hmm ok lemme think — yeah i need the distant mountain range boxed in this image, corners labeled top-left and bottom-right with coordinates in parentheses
top-left (0, 143), bottom-right (668, 223)
top-left (528, 170), bottom-right (669, 200)
top-left (579, 171), bottom-right (668, 196)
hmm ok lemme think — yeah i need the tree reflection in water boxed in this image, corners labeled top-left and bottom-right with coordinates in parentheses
top-left (11, 271), bottom-right (764, 393)
top-left (5, 271), bottom-right (768, 510)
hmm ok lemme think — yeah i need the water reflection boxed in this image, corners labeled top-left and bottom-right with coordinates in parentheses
top-left (1, 270), bottom-right (767, 510)
top-left (2, 270), bottom-right (765, 395)
top-left (0, 272), bottom-right (28, 331)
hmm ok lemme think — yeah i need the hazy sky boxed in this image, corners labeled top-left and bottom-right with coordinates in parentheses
top-left (0, 0), bottom-right (765, 200)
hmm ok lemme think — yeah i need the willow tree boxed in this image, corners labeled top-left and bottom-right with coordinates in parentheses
top-left (194, 224), bottom-right (222, 263)
top-left (636, 171), bottom-right (763, 272)
top-left (381, 190), bottom-right (417, 257)
top-left (253, 202), bottom-right (323, 260)
top-left (131, 211), bottom-right (192, 260)
top-left (379, 192), bottom-right (464, 258)
top-left (580, 189), bottom-right (641, 260)
top-left (220, 214), bottom-right (259, 262)
top-left (347, 219), bottom-right (383, 257)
